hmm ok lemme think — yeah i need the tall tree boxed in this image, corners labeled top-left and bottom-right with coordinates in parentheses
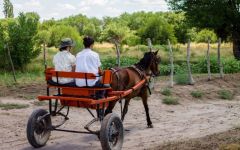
top-left (3, 0), bottom-right (14, 18)
top-left (166, 0), bottom-right (240, 59)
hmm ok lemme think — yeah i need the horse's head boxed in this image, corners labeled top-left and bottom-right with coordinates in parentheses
top-left (137, 51), bottom-right (161, 76)
top-left (149, 51), bottom-right (161, 76)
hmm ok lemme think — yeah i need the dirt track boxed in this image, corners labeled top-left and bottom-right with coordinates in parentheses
top-left (1, 74), bottom-right (240, 150)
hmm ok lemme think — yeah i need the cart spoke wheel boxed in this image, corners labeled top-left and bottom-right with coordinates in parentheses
top-left (100, 113), bottom-right (124, 150)
top-left (27, 109), bottom-right (52, 148)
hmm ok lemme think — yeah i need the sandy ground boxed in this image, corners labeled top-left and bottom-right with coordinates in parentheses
top-left (1, 74), bottom-right (240, 150)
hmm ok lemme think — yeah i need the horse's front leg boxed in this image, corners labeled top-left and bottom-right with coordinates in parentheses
top-left (121, 98), bottom-right (131, 121)
top-left (141, 89), bottom-right (153, 128)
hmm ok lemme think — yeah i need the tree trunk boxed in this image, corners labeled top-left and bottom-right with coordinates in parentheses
top-left (232, 32), bottom-right (240, 60)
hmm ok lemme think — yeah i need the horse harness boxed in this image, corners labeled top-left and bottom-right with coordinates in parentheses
top-left (110, 65), bottom-right (153, 95)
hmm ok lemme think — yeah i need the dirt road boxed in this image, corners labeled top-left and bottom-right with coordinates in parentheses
top-left (1, 75), bottom-right (240, 150)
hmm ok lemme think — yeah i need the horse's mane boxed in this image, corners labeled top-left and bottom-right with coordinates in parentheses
top-left (135, 52), bottom-right (153, 70)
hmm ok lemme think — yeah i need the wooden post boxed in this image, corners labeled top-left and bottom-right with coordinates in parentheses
top-left (168, 39), bottom-right (174, 88)
top-left (43, 43), bottom-right (47, 70)
top-left (114, 40), bottom-right (121, 67)
top-left (147, 38), bottom-right (153, 52)
top-left (207, 38), bottom-right (211, 81)
top-left (217, 38), bottom-right (224, 78)
top-left (6, 44), bottom-right (17, 82)
top-left (187, 39), bottom-right (194, 85)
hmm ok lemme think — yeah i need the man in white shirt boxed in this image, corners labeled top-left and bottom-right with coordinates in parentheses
top-left (75, 36), bottom-right (102, 87)
top-left (51, 38), bottom-right (76, 86)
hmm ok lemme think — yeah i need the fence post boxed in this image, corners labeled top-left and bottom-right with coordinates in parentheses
top-left (187, 39), bottom-right (194, 85)
top-left (6, 44), bottom-right (17, 82)
top-left (207, 38), bottom-right (211, 81)
top-left (217, 38), bottom-right (224, 78)
top-left (147, 38), bottom-right (153, 52)
top-left (43, 43), bottom-right (47, 70)
top-left (114, 40), bottom-right (121, 67)
top-left (168, 39), bottom-right (174, 88)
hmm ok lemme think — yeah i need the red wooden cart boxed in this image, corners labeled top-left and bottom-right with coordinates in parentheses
top-left (26, 68), bottom-right (146, 150)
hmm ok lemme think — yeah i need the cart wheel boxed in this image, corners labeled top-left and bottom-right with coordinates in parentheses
top-left (26, 109), bottom-right (52, 148)
top-left (100, 113), bottom-right (124, 150)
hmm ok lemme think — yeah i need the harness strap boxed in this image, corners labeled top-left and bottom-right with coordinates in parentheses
top-left (110, 68), bottom-right (120, 90)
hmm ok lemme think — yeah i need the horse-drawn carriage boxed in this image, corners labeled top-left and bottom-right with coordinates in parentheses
top-left (26, 51), bottom-right (160, 150)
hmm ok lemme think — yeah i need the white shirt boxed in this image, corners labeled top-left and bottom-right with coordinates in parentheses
top-left (52, 50), bottom-right (76, 84)
top-left (75, 48), bottom-right (101, 87)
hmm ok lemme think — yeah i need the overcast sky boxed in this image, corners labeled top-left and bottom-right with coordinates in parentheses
top-left (0, 0), bottom-right (168, 20)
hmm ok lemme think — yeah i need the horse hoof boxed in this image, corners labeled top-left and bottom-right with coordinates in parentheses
top-left (148, 124), bottom-right (154, 128)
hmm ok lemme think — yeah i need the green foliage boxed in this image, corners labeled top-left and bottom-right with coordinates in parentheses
top-left (218, 90), bottom-right (234, 100)
top-left (191, 90), bottom-right (203, 98)
top-left (139, 15), bottom-right (177, 45)
top-left (166, 0), bottom-right (240, 40)
top-left (101, 56), bottom-right (139, 69)
top-left (162, 97), bottom-right (179, 105)
top-left (7, 12), bottom-right (41, 70)
top-left (195, 29), bottom-right (217, 43)
top-left (48, 25), bottom-right (83, 54)
top-left (161, 88), bottom-right (172, 96)
top-left (174, 72), bottom-right (189, 85)
top-left (3, 0), bottom-right (14, 18)
top-left (100, 21), bottom-right (134, 45)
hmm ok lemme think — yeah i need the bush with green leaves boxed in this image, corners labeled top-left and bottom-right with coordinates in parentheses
top-left (195, 29), bottom-right (217, 43)
top-left (218, 90), bottom-right (234, 100)
top-left (48, 25), bottom-right (83, 54)
top-left (161, 88), bottom-right (172, 96)
top-left (101, 56), bottom-right (139, 69)
top-left (162, 97), bottom-right (179, 105)
top-left (7, 12), bottom-right (41, 70)
top-left (191, 90), bottom-right (204, 98)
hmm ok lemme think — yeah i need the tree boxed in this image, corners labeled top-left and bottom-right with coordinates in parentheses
top-left (48, 25), bottom-right (83, 54)
top-left (138, 15), bottom-right (177, 45)
top-left (166, 0), bottom-right (240, 59)
top-left (3, 0), bottom-right (14, 18)
top-left (7, 12), bottom-right (41, 69)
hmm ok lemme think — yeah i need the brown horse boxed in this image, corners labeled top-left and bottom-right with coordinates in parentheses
top-left (105, 51), bottom-right (161, 128)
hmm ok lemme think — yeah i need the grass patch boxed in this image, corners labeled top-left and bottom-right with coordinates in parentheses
top-left (174, 73), bottom-right (189, 85)
top-left (162, 97), bottom-right (179, 105)
top-left (0, 103), bottom-right (29, 110)
top-left (191, 90), bottom-right (204, 99)
top-left (161, 88), bottom-right (172, 96)
top-left (218, 90), bottom-right (234, 100)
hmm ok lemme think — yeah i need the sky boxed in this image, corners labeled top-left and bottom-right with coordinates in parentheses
top-left (0, 0), bottom-right (168, 20)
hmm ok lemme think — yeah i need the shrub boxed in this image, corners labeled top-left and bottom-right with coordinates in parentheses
top-left (101, 56), bottom-right (139, 69)
top-left (5, 12), bottom-right (41, 70)
top-left (191, 90), bottom-right (203, 98)
top-left (195, 29), bottom-right (217, 43)
top-left (218, 90), bottom-right (234, 100)
top-left (174, 72), bottom-right (189, 85)
top-left (161, 88), bottom-right (172, 96)
top-left (162, 97), bottom-right (179, 105)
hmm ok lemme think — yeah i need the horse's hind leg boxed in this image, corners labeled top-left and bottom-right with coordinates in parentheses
top-left (141, 90), bottom-right (153, 128)
top-left (104, 101), bottom-right (117, 116)
top-left (121, 98), bottom-right (131, 121)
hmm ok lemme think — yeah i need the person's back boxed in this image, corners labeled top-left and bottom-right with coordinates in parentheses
top-left (75, 37), bottom-right (101, 87)
top-left (52, 38), bottom-right (76, 85)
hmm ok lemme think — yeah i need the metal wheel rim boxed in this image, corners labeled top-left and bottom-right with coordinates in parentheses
top-left (33, 117), bottom-right (50, 145)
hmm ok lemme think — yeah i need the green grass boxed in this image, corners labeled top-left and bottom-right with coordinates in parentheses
top-left (191, 90), bottom-right (204, 98)
top-left (162, 97), bottom-right (179, 105)
top-left (0, 103), bottom-right (29, 110)
top-left (174, 73), bottom-right (189, 85)
top-left (161, 88), bottom-right (172, 96)
top-left (218, 89), bottom-right (234, 100)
